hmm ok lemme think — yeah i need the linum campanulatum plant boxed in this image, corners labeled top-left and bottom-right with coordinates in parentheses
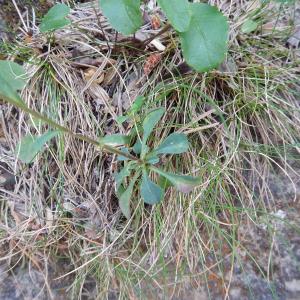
top-left (0, 60), bottom-right (200, 218)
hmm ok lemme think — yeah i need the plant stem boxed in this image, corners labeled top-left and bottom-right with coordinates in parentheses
top-left (5, 97), bottom-right (139, 162)
top-left (142, 24), bottom-right (172, 48)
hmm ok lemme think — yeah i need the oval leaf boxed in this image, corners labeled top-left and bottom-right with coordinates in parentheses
top-left (157, 0), bottom-right (191, 32)
top-left (100, 134), bottom-right (130, 146)
top-left (118, 172), bottom-right (140, 218)
top-left (151, 167), bottom-right (199, 193)
top-left (155, 133), bottom-right (189, 155)
top-left (0, 60), bottom-right (26, 103)
top-left (142, 108), bottom-right (165, 154)
top-left (99, 0), bottom-right (143, 35)
top-left (141, 170), bottom-right (163, 205)
top-left (16, 131), bottom-right (60, 163)
top-left (179, 3), bottom-right (229, 72)
top-left (39, 3), bottom-right (71, 33)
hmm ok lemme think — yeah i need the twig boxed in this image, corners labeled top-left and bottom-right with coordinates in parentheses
top-left (142, 24), bottom-right (171, 48)
top-left (12, 0), bottom-right (28, 33)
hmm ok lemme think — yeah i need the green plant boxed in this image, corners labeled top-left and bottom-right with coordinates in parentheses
top-left (0, 60), bottom-right (199, 217)
top-left (39, 1), bottom-right (229, 72)
top-left (39, 3), bottom-right (71, 33)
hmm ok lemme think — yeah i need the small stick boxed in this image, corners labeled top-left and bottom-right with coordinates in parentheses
top-left (12, 0), bottom-right (28, 33)
top-left (93, 7), bottom-right (110, 50)
top-left (142, 24), bottom-right (171, 48)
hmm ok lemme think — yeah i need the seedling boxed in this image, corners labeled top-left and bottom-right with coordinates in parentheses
top-left (0, 60), bottom-right (199, 218)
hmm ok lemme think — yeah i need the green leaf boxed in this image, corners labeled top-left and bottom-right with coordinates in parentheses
top-left (129, 96), bottom-right (145, 114)
top-left (99, 0), bottom-right (143, 35)
top-left (142, 108), bottom-right (165, 155)
top-left (16, 131), bottom-right (60, 163)
top-left (179, 3), bottom-right (229, 72)
top-left (99, 134), bottom-right (130, 146)
top-left (241, 19), bottom-right (258, 34)
top-left (145, 153), bottom-right (159, 164)
top-left (39, 3), bottom-right (71, 33)
top-left (133, 139), bottom-right (142, 155)
top-left (116, 184), bottom-right (125, 199)
top-left (114, 164), bottom-right (131, 190)
top-left (116, 115), bottom-right (128, 125)
top-left (140, 170), bottom-right (163, 205)
top-left (154, 133), bottom-right (189, 155)
top-left (29, 116), bottom-right (46, 127)
top-left (0, 60), bottom-right (26, 103)
top-left (157, 0), bottom-right (191, 32)
top-left (151, 167), bottom-right (199, 193)
top-left (158, 175), bottom-right (172, 190)
top-left (117, 147), bottom-right (130, 161)
top-left (118, 172), bottom-right (140, 218)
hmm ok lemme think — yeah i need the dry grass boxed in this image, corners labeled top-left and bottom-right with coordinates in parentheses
top-left (0, 0), bottom-right (300, 299)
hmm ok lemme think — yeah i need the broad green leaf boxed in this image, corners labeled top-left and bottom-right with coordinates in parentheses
top-left (0, 60), bottom-right (26, 103)
top-left (99, 0), bottom-right (143, 35)
top-left (16, 131), bottom-right (60, 163)
top-left (140, 170), bottom-right (163, 204)
top-left (241, 19), bottom-right (258, 34)
top-left (151, 167), bottom-right (199, 193)
top-left (118, 172), bottom-right (140, 218)
top-left (179, 3), bottom-right (229, 72)
top-left (99, 134), bottom-right (130, 146)
top-left (154, 133), bottom-right (189, 155)
top-left (133, 139), bottom-right (142, 154)
top-left (157, 0), bottom-right (191, 32)
top-left (39, 3), bottom-right (71, 33)
top-left (130, 96), bottom-right (145, 114)
top-left (142, 108), bottom-right (165, 155)
top-left (0, 61), bottom-right (26, 90)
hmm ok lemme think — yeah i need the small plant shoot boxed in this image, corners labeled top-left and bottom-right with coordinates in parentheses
top-left (0, 60), bottom-right (199, 218)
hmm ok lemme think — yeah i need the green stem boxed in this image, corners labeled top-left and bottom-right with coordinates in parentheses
top-left (5, 97), bottom-right (139, 162)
